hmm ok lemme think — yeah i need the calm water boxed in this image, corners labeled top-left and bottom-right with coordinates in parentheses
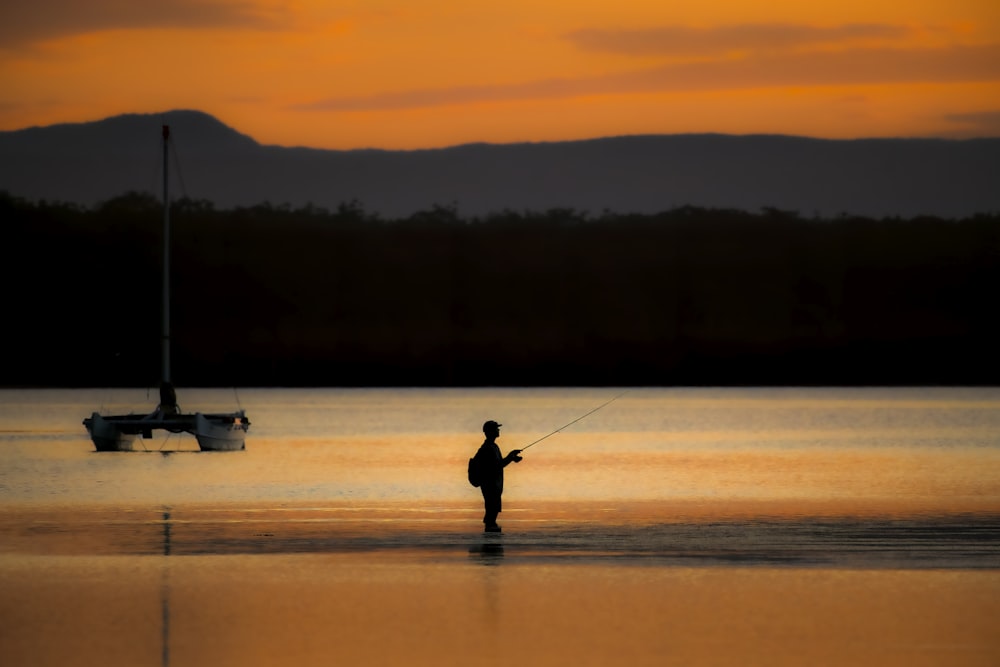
top-left (1, 387), bottom-right (999, 666)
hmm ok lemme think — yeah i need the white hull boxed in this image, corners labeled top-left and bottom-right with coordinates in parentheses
top-left (86, 412), bottom-right (138, 452)
top-left (83, 409), bottom-right (249, 452)
top-left (193, 411), bottom-right (248, 451)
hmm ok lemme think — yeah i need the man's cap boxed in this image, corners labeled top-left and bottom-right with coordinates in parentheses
top-left (483, 420), bottom-right (502, 431)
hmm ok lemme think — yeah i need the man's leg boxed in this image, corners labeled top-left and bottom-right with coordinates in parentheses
top-left (482, 490), bottom-right (501, 531)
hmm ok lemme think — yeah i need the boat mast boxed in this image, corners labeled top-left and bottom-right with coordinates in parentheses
top-left (161, 125), bottom-right (171, 385)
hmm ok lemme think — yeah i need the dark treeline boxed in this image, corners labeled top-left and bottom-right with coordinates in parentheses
top-left (2, 191), bottom-right (998, 387)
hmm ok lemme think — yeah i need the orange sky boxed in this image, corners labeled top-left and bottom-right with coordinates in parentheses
top-left (2, 0), bottom-right (999, 149)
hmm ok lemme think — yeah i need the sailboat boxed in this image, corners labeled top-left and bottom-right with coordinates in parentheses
top-left (83, 125), bottom-right (250, 452)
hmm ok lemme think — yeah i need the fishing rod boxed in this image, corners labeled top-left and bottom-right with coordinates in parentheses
top-left (518, 390), bottom-right (628, 452)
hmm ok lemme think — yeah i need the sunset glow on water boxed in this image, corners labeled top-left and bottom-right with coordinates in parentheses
top-left (1, 388), bottom-right (999, 665)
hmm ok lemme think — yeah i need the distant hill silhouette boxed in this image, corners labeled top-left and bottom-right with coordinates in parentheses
top-left (1, 109), bottom-right (999, 218)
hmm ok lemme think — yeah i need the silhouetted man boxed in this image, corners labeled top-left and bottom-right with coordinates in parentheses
top-left (474, 420), bottom-right (522, 533)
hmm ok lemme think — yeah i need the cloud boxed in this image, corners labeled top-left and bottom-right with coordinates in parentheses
top-left (296, 44), bottom-right (1000, 112)
top-left (296, 78), bottom-right (586, 112)
top-left (943, 110), bottom-right (1000, 137)
top-left (0, 0), bottom-right (291, 48)
top-left (566, 23), bottom-right (913, 57)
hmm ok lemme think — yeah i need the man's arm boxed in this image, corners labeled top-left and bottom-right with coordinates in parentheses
top-left (502, 449), bottom-right (523, 466)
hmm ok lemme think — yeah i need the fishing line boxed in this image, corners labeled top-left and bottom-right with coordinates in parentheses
top-left (518, 390), bottom-right (628, 451)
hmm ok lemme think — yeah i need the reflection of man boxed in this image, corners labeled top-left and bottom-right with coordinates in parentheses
top-left (474, 420), bottom-right (523, 533)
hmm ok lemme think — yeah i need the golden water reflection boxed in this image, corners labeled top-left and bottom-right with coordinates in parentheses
top-left (1, 502), bottom-right (999, 667)
top-left (2, 549), bottom-right (998, 667)
top-left (2, 388), bottom-right (999, 665)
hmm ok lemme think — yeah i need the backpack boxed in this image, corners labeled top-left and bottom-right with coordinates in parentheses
top-left (467, 452), bottom-right (483, 487)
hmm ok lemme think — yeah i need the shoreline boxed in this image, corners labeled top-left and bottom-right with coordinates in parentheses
top-left (3, 502), bottom-right (998, 570)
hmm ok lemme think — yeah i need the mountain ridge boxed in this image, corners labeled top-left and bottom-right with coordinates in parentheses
top-left (2, 110), bottom-right (998, 218)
